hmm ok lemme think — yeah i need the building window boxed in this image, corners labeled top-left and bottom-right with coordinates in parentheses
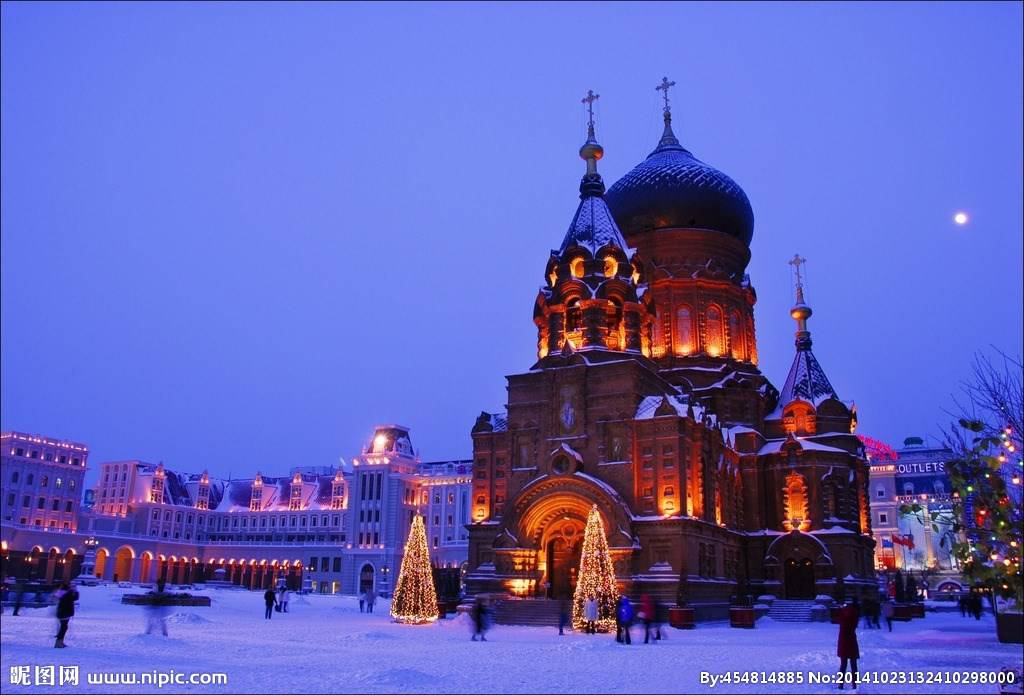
top-left (663, 459), bottom-right (674, 469)
top-left (705, 306), bottom-right (724, 356)
top-left (876, 487), bottom-right (885, 498)
top-left (903, 483), bottom-right (914, 495)
top-left (642, 487), bottom-right (653, 498)
top-left (728, 309), bottom-right (745, 360)
top-left (69, 480), bottom-right (76, 491)
top-left (879, 512), bottom-right (888, 524)
top-left (65, 501), bottom-right (73, 512)
top-left (41, 475), bottom-right (48, 487)
top-left (10, 471), bottom-right (18, 483)
top-left (433, 537), bottom-right (439, 548)
top-left (5, 493), bottom-right (13, 506)
top-left (37, 497), bottom-right (45, 509)
top-left (664, 487), bottom-right (675, 497)
top-left (333, 557), bottom-right (341, 572)
top-left (26, 474), bottom-right (34, 485)
top-left (51, 499), bottom-right (60, 511)
top-left (675, 306), bottom-right (694, 354)
top-left (55, 478), bottom-right (62, 488)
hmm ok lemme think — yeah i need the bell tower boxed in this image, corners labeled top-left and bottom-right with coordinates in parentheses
top-left (533, 90), bottom-right (653, 365)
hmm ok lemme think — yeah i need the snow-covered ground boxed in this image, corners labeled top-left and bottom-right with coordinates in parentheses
top-left (1, 585), bottom-right (1021, 694)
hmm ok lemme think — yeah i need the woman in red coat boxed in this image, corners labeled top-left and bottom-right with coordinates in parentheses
top-left (837, 597), bottom-right (860, 690)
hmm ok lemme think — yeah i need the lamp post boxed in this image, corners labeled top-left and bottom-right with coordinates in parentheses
top-left (380, 564), bottom-right (390, 597)
top-left (78, 537), bottom-right (99, 580)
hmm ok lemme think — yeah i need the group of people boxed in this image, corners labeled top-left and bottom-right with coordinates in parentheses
top-left (359, 588), bottom-right (378, 613)
top-left (958, 592), bottom-right (986, 620)
top-left (262, 585), bottom-right (295, 619)
top-left (857, 597), bottom-right (898, 632)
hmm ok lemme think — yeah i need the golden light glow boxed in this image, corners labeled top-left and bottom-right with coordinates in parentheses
top-left (373, 433), bottom-right (388, 452)
top-left (571, 505), bottom-right (619, 632)
top-left (603, 256), bottom-right (618, 278)
top-left (782, 470), bottom-right (811, 532)
top-left (390, 514), bottom-right (439, 624)
top-left (570, 258), bottom-right (585, 278)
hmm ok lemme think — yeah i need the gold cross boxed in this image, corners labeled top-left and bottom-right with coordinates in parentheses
top-left (656, 77), bottom-right (676, 112)
top-left (788, 254), bottom-right (807, 288)
top-left (581, 89), bottom-right (599, 129)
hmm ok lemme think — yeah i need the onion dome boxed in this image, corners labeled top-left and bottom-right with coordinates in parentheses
top-left (606, 106), bottom-right (754, 245)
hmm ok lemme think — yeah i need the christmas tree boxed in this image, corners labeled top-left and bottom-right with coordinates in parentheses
top-left (571, 505), bottom-right (619, 631)
top-left (391, 513), bottom-right (439, 624)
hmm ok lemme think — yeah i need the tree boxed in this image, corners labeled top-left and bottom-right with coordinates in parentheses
top-left (390, 514), bottom-right (439, 624)
top-left (903, 350), bottom-right (1023, 612)
top-left (571, 505), bottom-right (619, 631)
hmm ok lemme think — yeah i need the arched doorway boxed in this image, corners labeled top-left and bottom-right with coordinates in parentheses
top-left (94, 548), bottom-right (110, 579)
top-left (113, 547), bottom-right (134, 583)
top-left (784, 558), bottom-right (815, 598)
top-left (359, 563), bottom-right (375, 594)
top-left (544, 519), bottom-right (583, 598)
top-left (140, 553), bottom-right (153, 583)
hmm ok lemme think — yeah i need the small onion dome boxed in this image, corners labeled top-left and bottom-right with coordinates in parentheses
top-left (579, 138), bottom-right (604, 162)
top-left (790, 302), bottom-right (812, 322)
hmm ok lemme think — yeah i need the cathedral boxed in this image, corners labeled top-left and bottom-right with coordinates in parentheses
top-left (464, 83), bottom-right (876, 618)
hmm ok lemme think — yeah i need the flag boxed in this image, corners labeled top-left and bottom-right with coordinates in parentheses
top-left (903, 534), bottom-right (915, 550)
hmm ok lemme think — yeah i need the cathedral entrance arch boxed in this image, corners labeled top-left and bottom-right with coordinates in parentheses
top-left (784, 558), bottom-right (815, 598)
top-left (543, 518), bottom-right (584, 598)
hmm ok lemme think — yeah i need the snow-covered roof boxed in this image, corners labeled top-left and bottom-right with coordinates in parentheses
top-left (771, 342), bottom-right (839, 416)
top-left (758, 438), bottom-right (850, 456)
top-left (559, 195), bottom-right (629, 256)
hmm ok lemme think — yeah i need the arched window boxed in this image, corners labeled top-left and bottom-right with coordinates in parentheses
top-left (675, 306), bottom-right (694, 355)
top-left (603, 256), bottom-right (618, 278)
top-left (728, 310), bottom-right (745, 360)
top-left (565, 299), bottom-right (581, 334)
top-left (608, 298), bottom-right (624, 349)
top-left (705, 306), bottom-right (724, 356)
top-left (475, 495), bottom-right (485, 505)
top-left (570, 257), bottom-right (585, 278)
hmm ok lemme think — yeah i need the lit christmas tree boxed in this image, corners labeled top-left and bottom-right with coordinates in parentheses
top-left (390, 513), bottom-right (439, 624)
top-left (571, 504), bottom-right (619, 631)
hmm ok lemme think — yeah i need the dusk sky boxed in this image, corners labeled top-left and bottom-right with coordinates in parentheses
top-left (2, 2), bottom-right (1021, 487)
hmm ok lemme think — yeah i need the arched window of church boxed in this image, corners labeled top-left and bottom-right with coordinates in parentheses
top-left (651, 310), bottom-right (664, 357)
top-left (675, 306), bottom-right (694, 355)
top-left (570, 257), bottom-right (585, 278)
top-left (565, 299), bottom-right (581, 334)
top-left (728, 310), bottom-right (745, 360)
top-left (603, 255), bottom-right (618, 278)
top-left (608, 298), bottom-right (624, 349)
top-left (705, 306), bottom-right (724, 356)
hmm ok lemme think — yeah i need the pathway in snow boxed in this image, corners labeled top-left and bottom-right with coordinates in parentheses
top-left (1, 585), bottom-right (1020, 693)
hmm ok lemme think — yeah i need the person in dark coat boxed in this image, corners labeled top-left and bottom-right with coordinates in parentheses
top-left (54, 582), bottom-right (78, 648)
top-left (615, 595), bottom-right (633, 645)
top-left (958, 594), bottom-right (967, 618)
top-left (263, 588), bottom-right (277, 619)
top-left (13, 581), bottom-right (26, 616)
top-left (836, 600), bottom-right (860, 689)
top-left (557, 598), bottom-right (569, 636)
top-left (471, 597), bottom-right (487, 641)
top-left (883, 599), bottom-right (895, 632)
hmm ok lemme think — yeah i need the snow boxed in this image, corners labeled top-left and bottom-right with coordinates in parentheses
top-left (2, 585), bottom-right (1021, 694)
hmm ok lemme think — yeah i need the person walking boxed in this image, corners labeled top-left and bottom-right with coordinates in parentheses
top-left (640, 594), bottom-right (656, 644)
top-left (281, 588), bottom-right (292, 613)
top-left (365, 588), bottom-right (376, 614)
top-left (471, 597), bottom-right (487, 641)
top-left (557, 598), bottom-right (569, 636)
top-left (882, 599), bottom-right (895, 632)
top-left (13, 581), bottom-right (26, 616)
top-left (263, 587), bottom-right (277, 619)
top-left (145, 580), bottom-right (170, 636)
top-left (54, 582), bottom-right (79, 649)
top-left (615, 595), bottom-right (633, 645)
top-left (837, 599), bottom-right (860, 690)
top-left (958, 594), bottom-right (967, 618)
top-left (359, 590), bottom-right (366, 613)
top-left (584, 595), bottom-right (598, 635)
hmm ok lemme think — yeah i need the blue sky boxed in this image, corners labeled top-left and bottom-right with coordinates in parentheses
top-left (2, 2), bottom-right (1021, 485)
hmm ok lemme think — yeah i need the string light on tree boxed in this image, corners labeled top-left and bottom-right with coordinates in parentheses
top-left (571, 505), bottom-right (619, 632)
top-left (390, 513), bottom-right (439, 624)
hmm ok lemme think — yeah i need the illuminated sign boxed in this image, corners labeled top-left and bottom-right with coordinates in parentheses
top-left (896, 461), bottom-right (946, 475)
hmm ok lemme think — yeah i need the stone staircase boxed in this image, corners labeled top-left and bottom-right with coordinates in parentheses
top-left (766, 599), bottom-right (817, 622)
top-left (492, 599), bottom-right (564, 627)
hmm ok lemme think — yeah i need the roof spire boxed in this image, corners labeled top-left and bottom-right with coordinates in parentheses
top-left (788, 254), bottom-right (813, 350)
top-left (655, 76), bottom-right (680, 149)
top-left (578, 89), bottom-right (605, 198)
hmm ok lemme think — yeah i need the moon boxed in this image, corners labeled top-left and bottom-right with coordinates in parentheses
top-left (954, 211), bottom-right (969, 225)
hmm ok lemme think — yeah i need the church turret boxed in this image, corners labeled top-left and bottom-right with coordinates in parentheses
top-left (767, 255), bottom-right (853, 438)
top-left (533, 90), bottom-right (653, 364)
